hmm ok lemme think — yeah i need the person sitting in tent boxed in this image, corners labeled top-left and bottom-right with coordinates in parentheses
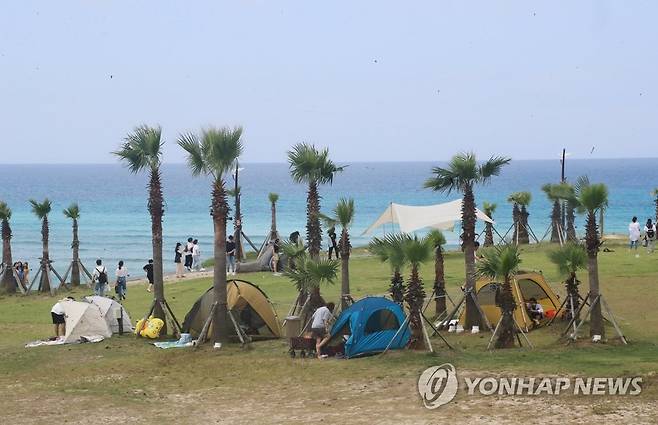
top-left (526, 298), bottom-right (544, 327)
top-left (51, 297), bottom-right (74, 339)
top-left (310, 302), bottom-right (335, 359)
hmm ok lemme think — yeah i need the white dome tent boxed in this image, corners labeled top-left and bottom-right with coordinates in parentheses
top-left (83, 296), bottom-right (134, 334)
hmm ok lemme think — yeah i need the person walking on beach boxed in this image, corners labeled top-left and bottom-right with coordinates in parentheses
top-left (226, 235), bottom-right (237, 276)
top-left (644, 219), bottom-right (656, 254)
top-left (174, 242), bottom-right (185, 278)
top-left (629, 216), bottom-right (641, 255)
top-left (92, 259), bottom-right (108, 297)
top-left (143, 259), bottom-right (154, 292)
top-left (192, 239), bottom-right (201, 271)
top-left (185, 237), bottom-right (194, 272)
top-left (327, 227), bottom-right (339, 260)
top-left (115, 261), bottom-right (128, 301)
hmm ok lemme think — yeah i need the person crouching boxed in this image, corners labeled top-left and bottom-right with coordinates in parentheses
top-left (310, 302), bottom-right (335, 359)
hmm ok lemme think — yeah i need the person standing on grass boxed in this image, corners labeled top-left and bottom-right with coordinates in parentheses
top-left (92, 259), bottom-right (108, 297)
top-left (185, 237), bottom-right (194, 272)
top-left (310, 302), bottom-right (335, 359)
top-left (226, 235), bottom-right (237, 276)
top-left (644, 219), bottom-right (656, 254)
top-left (115, 260), bottom-right (128, 300)
top-left (327, 227), bottom-right (339, 260)
top-left (271, 238), bottom-right (281, 274)
top-left (23, 262), bottom-right (30, 286)
top-left (174, 242), bottom-right (185, 278)
top-left (51, 296), bottom-right (74, 339)
top-left (192, 239), bottom-right (201, 271)
top-left (143, 259), bottom-right (154, 292)
top-left (629, 216), bottom-right (641, 254)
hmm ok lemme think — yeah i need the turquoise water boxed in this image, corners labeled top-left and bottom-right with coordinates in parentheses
top-left (0, 160), bottom-right (655, 277)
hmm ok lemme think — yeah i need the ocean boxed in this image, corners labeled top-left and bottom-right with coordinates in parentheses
top-left (1, 159), bottom-right (656, 278)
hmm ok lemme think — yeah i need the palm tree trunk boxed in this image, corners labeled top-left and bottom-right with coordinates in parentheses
top-left (390, 269), bottom-right (404, 305)
top-left (234, 167), bottom-right (243, 261)
top-left (212, 178), bottom-right (231, 343)
top-left (405, 265), bottom-right (425, 350)
top-left (71, 219), bottom-right (81, 286)
top-left (520, 206), bottom-right (530, 244)
top-left (306, 181), bottom-right (321, 260)
top-left (339, 229), bottom-right (350, 310)
top-left (483, 222), bottom-right (494, 247)
top-left (148, 170), bottom-right (166, 326)
top-left (565, 272), bottom-right (581, 321)
top-left (0, 219), bottom-right (16, 293)
top-left (511, 203), bottom-right (520, 244)
top-left (655, 194), bottom-right (658, 224)
top-left (270, 201), bottom-right (277, 239)
top-left (566, 204), bottom-right (577, 241)
top-left (39, 217), bottom-right (51, 293)
top-left (585, 211), bottom-right (604, 338)
top-left (434, 246), bottom-right (446, 318)
top-left (550, 200), bottom-right (561, 243)
top-left (462, 185), bottom-right (480, 329)
top-left (495, 276), bottom-right (516, 348)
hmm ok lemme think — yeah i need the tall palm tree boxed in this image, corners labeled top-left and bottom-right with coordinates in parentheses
top-left (653, 188), bottom-right (658, 223)
top-left (508, 191), bottom-right (531, 244)
top-left (29, 199), bottom-right (52, 293)
top-left (284, 253), bottom-right (338, 317)
top-left (576, 179), bottom-right (608, 338)
top-left (368, 233), bottom-right (410, 305)
top-left (0, 202), bottom-right (16, 293)
top-left (551, 182), bottom-right (578, 242)
top-left (542, 183), bottom-right (562, 243)
top-left (548, 242), bottom-right (587, 320)
top-left (424, 152), bottom-right (510, 329)
top-left (287, 143), bottom-right (344, 260)
top-left (403, 235), bottom-right (432, 350)
top-left (321, 198), bottom-right (355, 309)
top-left (477, 245), bottom-right (522, 349)
top-left (268, 192), bottom-right (279, 240)
top-left (62, 203), bottom-right (81, 286)
top-left (113, 125), bottom-right (167, 322)
top-left (482, 202), bottom-right (497, 247)
top-left (179, 126), bottom-right (243, 343)
top-left (426, 229), bottom-right (447, 318)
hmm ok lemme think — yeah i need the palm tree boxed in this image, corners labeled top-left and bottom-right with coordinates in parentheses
top-left (287, 143), bottom-right (344, 260)
top-left (368, 233), bottom-right (410, 305)
top-left (508, 191), bottom-right (531, 244)
top-left (268, 192), bottom-right (279, 240)
top-left (62, 203), bottom-right (81, 286)
top-left (403, 235), bottom-right (432, 349)
top-left (426, 229), bottom-right (447, 318)
top-left (482, 202), bottom-right (497, 247)
top-left (653, 188), bottom-right (658, 223)
top-left (178, 126), bottom-right (243, 343)
top-left (0, 202), bottom-right (16, 293)
top-left (548, 242), bottom-right (587, 321)
top-left (113, 125), bottom-right (167, 323)
top-left (576, 179), bottom-right (608, 338)
top-left (321, 198), bottom-right (355, 309)
top-left (284, 253), bottom-right (338, 318)
top-left (29, 199), bottom-right (52, 293)
top-left (424, 152), bottom-right (510, 329)
top-left (542, 183), bottom-right (563, 243)
top-left (477, 245), bottom-right (522, 349)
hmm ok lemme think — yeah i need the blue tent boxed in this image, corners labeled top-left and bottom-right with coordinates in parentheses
top-left (330, 297), bottom-right (410, 358)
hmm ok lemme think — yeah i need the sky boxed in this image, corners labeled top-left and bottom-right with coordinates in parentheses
top-left (0, 1), bottom-right (656, 163)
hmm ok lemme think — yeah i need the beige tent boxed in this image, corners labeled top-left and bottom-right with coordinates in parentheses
top-left (83, 296), bottom-right (134, 334)
top-left (60, 300), bottom-right (113, 343)
top-left (362, 199), bottom-right (493, 235)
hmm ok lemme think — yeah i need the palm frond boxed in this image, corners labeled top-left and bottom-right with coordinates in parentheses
top-left (177, 132), bottom-right (206, 176)
top-left (202, 126), bottom-right (244, 177)
top-left (287, 143), bottom-right (343, 186)
top-left (479, 155), bottom-right (511, 181)
top-left (403, 235), bottom-right (432, 267)
top-left (29, 199), bottom-right (52, 219)
top-left (0, 201), bottom-right (11, 221)
top-left (426, 229), bottom-right (446, 248)
top-left (548, 242), bottom-right (587, 277)
top-left (268, 192), bottom-right (279, 204)
top-left (482, 201), bottom-right (497, 217)
top-left (477, 245), bottom-right (521, 280)
top-left (577, 183), bottom-right (608, 214)
top-left (63, 203), bottom-right (80, 219)
top-left (114, 125), bottom-right (163, 173)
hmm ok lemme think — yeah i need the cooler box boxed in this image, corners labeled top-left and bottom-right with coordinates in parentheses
top-left (284, 316), bottom-right (301, 338)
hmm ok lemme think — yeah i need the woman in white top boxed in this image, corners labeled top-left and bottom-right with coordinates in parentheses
top-left (629, 216), bottom-right (641, 251)
top-left (115, 261), bottom-right (129, 300)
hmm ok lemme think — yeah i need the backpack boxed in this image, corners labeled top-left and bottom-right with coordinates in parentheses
top-left (648, 226), bottom-right (655, 239)
top-left (97, 267), bottom-right (108, 284)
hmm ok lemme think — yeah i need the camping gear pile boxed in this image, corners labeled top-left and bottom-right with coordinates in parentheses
top-left (135, 316), bottom-right (165, 339)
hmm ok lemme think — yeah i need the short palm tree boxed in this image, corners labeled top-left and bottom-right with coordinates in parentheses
top-left (368, 233), bottom-right (410, 305)
top-left (179, 126), bottom-right (243, 343)
top-left (29, 199), bottom-right (52, 293)
top-left (548, 242), bottom-right (587, 320)
top-left (426, 229), bottom-right (447, 318)
top-left (284, 253), bottom-right (338, 320)
top-left (403, 235), bottom-right (432, 350)
top-left (114, 125), bottom-right (167, 322)
top-left (477, 245), bottom-right (522, 349)
top-left (321, 198), bottom-right (355, 309)
top-left (287, 143), bottom-right (344, 260)
top-left (424, 152), bottom-right (510, 329)
top-left (63, 203), bottom-right (81, 286)
top-left (508, 191), bottom-right (531, 244)
top-left (268, 193), bottom-right (279, 240)
top-left (482, 202), bottom-right (497, 247)
top-left (576, 178), bottom-right (608, 338)
top-left (0, 202), bottom-right (16, 293)
top-left (542, 183), bottom-right (563, 243)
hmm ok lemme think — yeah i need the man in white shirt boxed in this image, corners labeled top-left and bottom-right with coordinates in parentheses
top-left (51, 297), bottom-right (74, 338)
top-left (526, 298), bottom-right (544, 327)
top-left (310, 302), bottom-right (335, 359)
top-left (185, 238), bottom-right (195, 272)
top-left (92, 259), bottom-right (108, 297)
top-left (629, 216), bottom-right (641, 253)
top-left (192, 239), bottom-right (201, 271)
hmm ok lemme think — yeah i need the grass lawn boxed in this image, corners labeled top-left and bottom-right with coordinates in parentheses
top-left (1, 241), bottom-right (657, 424)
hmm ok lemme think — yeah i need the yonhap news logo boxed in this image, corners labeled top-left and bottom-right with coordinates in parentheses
top-left (418, 364), bottom-right (642, 409)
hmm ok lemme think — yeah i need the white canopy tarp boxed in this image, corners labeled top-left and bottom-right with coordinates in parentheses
top-left (362, 199), bottom-right (493, 235)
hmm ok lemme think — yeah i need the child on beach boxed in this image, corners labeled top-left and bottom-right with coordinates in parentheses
top-left (143, 259), bottom-right (154, 292)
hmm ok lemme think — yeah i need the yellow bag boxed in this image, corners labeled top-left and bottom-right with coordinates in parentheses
top-left (140, 318), bottom-right (165, 339)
